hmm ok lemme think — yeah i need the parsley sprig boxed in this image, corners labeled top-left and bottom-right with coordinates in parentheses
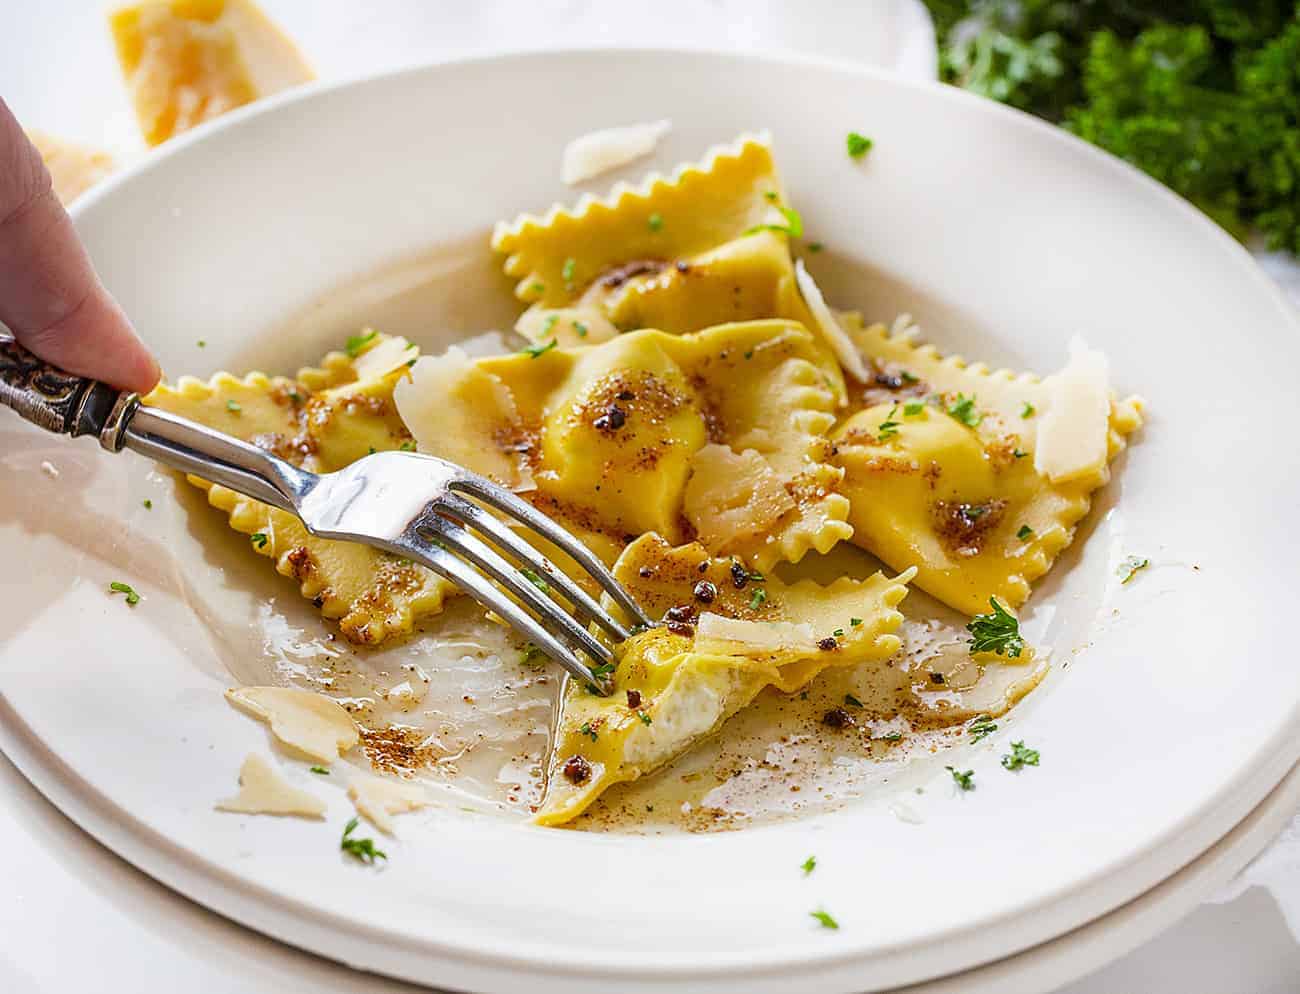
top-left (946, 766), bottom-right (975, 791)
top-left (108, 581), bottom-right (140, 606)
top-left (810, 908), bottom-right (839, 930)
top-left (745, 205), bottom-right (804, 238)
top-left (340, 817), bottom-right (386, 864)
top-left (344, 329), bottom-right (377, 358)
top-left (846, 132), bottom-right (873, 158)
top-left (1002, 740), bottom-right (1041, 771)
top-left (967, 598), bottom-right (1025, 658)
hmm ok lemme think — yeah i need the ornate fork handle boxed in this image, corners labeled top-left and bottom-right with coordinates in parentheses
top-left (0, 337), bottom-right (135, 447)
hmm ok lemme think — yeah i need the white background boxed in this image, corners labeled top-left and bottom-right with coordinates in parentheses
top-left (1, 2), bottom-right (1297, 991)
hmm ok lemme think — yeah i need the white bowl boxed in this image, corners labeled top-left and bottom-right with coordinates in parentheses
top-left (1, 48), bottom-right (1297, 993)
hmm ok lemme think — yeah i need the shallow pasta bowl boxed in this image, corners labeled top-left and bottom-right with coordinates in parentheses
top-left (0, 48), bottom-right (1297, 993)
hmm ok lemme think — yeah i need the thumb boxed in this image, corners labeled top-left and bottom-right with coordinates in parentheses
top-left (0, 97), bottom-right (160, 394)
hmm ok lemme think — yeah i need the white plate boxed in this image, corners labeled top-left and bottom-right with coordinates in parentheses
top-left (1, 49), bottom-right (1297, 993)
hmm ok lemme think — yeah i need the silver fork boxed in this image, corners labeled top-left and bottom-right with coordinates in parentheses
top-left (0, 339), bottom-right (653, 694)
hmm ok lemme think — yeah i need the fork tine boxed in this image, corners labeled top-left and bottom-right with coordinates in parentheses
top-left (419, 516), bottom-right (615, 669)
top-left (437, 492), bottom-right (630, 642)
top-left (449, 475), bottom-right (655, 629)
top-left (400, 535), bottom-right (613, 693)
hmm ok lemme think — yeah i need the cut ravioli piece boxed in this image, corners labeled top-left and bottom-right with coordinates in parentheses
top-left (492, 135), bottom-right (847, 402)
top-left (399, 320), bottom-right (850, 571)
top-left (534, 535), bottom-right (912, 825)
top-left (347, 775), bottom-right (431, 834)
top-left (561, 119), bottom-right (671, 184)
top-left (216, 754), bottom-right (326, 818)
top-left (226, 686), bottom-right (360, 762)
top-left (26, 131), bottom-right (114, 204)
top-left (109, 0), bottom-right (313, 146)
top-left (831, 316), bottom-right (1144, 616)
top-left (145, 333), bottom-right (455, 644)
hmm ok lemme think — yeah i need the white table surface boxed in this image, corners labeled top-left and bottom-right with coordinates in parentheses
top-left (2, 3), bottom-right (1297, 991)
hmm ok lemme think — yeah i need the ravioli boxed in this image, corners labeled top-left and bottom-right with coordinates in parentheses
top-left (491, 135), bottom-right (848, 402)
top-left (145, 334), bottom-right (455, 643)
top-left (831, 316), bottom-right (1144, 616)
top-left (395, 320), bottom-right (852, 572)
top-left (535, 535), bottom-right (913, 826)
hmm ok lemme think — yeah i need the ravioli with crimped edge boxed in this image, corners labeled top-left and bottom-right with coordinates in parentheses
top-left (535, 534), bottom-right (914, 826)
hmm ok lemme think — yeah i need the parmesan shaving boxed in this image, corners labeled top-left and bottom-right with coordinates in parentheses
top-left (27, 131), bottom-right (114, 204)
top-left (794, 259), bottom-right (869, 383)
top-left (1034, 337), bottom-right (1111, 484)
top-left (695, 613), bottom-right (818, 656)
top-left (225, 686), bottom-right (359, 763)
top-left (351, 334), bottom-right (415, 381)
top-left (515, 307), bottom-right (618, 347)
top-left (682, 445), bottom-right (795, 551)
top-left (561, 119), bottom-right (672, 185)
top-left (348, 775), bottom-right (431, 834)
top-left (216, 754), bottom-right (326, 818)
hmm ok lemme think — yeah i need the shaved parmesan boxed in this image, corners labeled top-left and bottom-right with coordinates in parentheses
top-left (351, 334), bottom-right (415, 381)
top-left (348, 776), bottom-right (430, 834)
top-left (225, 686), bottom-right (359, 763)
top-left (695, 614), bottom-right (818, 656)
top-left (561, 119), bottom-right (671, 185)
top-left (515, 307), bottom-right (618, 348)
top-left (794, 259), bottom-right (869, 383)
top-left (1034, 337), bottom-right (1111, 484)
top-left (216, 754), bottom-right (326, 818)
top-left (683, 445), bottom-right (795, 551)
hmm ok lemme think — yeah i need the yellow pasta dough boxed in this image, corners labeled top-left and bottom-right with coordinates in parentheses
top-left (831, 317), bottom-right (1144, 616)
top-left (535, 535), bottom-right (912, 825)
top-left (144, 334), bottom-right (455, 644)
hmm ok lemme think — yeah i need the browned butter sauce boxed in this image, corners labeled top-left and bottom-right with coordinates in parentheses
top-left (195, 236), bottom-right (1050, 834)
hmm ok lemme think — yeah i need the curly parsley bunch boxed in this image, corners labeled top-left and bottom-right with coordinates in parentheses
top-left (930, 1), bottom-right (1300, 255)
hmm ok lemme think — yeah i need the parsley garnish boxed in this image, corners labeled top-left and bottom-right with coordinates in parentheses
top-left (580, 722), bottom-right (598, 742)
top-left (344, 329), bottom-right (377, 358)
top-left (574, 320), bottom-right (588, 338)
top-left (832, 628), bottom-right (845, 637)
top-left (844, 693), bottom-right (863, 708)
top-left (846, 131), bottom-right (873, 158)
top-left (590, 661), bottom-right (616, 679)
top-left (310, 765), bottom-right (329, 775)
top-left (748, 587), bottom-right (767, 610)
top-left (142, 499), bottom-right (152, 509)
top-left (1020, 401), bottom-right (1036, 418)
top-left (1013, 448), bottom-right (1027, 458)
top-left (340, 817), bottom-right (386, 864)
top-left (1017, 525), bottom-right (1034, 540)
top-left (1001, 740), bottom-right (1040, 771)
top-left (543, 313), bottom-right (559, 335)
top-left (968, 715), bottom-right (998, 742)
top-left (745, 205), bottom-right (804, 238)
top-left (850, 617), bottom-right (862, 627)
top-left (225, 399), bottom-right (241, 413)
top-left (764, 191), bottom-right (779, 202)
top-left (946, 393), bottom-right (982, 428)
top-left (903, 400), bottom-right (926, 416)
top-left (946, 766), bottom-right (975, 791)
top-left (1117, 556), bottom-right (1149, 584)
top-left (967, 598), bottom-right (1024, 658)
top-left (877, 404), bottom-right (901, 440)
top-left (648, 213), bottom-right (664, 232)
top-left (801, 855), bottom-right (817, 875)
top-left (399, 440), bottom-right (416, 451)
top-left (810, 908), bottom-right (839, 930)
top-left (196, 339), bottom-right (206, 348)
top-left (638, 711), bottom-right (653, 725)
top-left (521, 339), bottom-right (558, 359)
top-left (877, 731), bottom-right (904, 742)
top-left (807, 241), bottom-right (824, 252)
top-left (521, 568), bottom-right (551, 593)
top-left (521, 644), bottom-right (547, 668)
top-left (250, 532), bottom-right (269, 549)
top-left (561, 257), bottom-right (576, 288)
top-left (108, 581), bottom-right (140, 606)
top-left (900, 371), bottom-right (919, 384)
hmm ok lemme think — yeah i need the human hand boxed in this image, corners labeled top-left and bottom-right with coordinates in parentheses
top-left (0, 97), bottom-right (159, 393)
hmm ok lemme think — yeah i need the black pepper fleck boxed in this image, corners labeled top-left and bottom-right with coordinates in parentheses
top-left (593, 404), bottom-right (627, 431)
top-left (626, 689), bottom-right (642, 709)
top-left (929, 672), bottom-right (946, 685)
top-left (730, 562), bottom-right (750, 589)
top-left (817, 636), bottom-right (838, 651)
top-left (562, 755), bottom-right (592, 785)
top-left (822, 708), bottom-right (856, 729)
top-left (693, 580), bottom-right (718, 603)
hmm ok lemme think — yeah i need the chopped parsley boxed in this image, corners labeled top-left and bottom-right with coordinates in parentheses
top-left (344, 329), bottom-right (377, 358)
top-left (900, 371), bottom-right (919, 384)
top-left (521, 644), bottom-right (547, 668)
top-left (764, 191), bottom-right (779, 202)
top-left (832, 628), bottom-right (845, 637)
top-left (846, 131), bottom-right (873, 158)
top-left (543, 313), bottom-right (559, 335)
top-left (903, 400), bottom-right (926, 416)
top-left (521, 338), bottom-right (558, 359)
top-left (946, 766), bottom-right (975, 791)
top-left (1017, 525), bottom-right (1034, 540)
top-left (1001, 740), bottom-right (1041, 771)
top-left (521, 568), bottom-right (551, 594)
top-left (849, 617), bottom-right (862, 627)
top-left (310, 766), bottom-right (329, 775)
top-left (810, 908), bottom-right (839, 930)
top-left (1117, 556), bottom-right (1149, 584)
top-left (573, 320), bottom-right (588, 338)
top-left (561, 257), bottom-right (576, 288)
top-left (1020, 401), bottom-right (1036, 418)
top-left (590, 661), bottom-right (616, 679)
top-left (946, 393), bottom-right (982, 428)
top-left (877, 731), bottom-right (904, 742)
top-left (638, 711), bottom-right (653, 725)
top-left (340, 817), bottom-right (386, 864)
top-left (580, 722), bottom-right (598, 742)
top-left (196, 339), bottom-right (206, 348)
top-left (843, 693), bottom-right (863, 708)
top-left (807, 241), bottom-right (824, 253)
top-left (108, 580), bottom-right (140, 606)
top-left (529, 282), bottom-right (545, 294)
top-left (142, 499), bottom-right (152, 510)
top-left (876, 405), bottom-right (901, 440)
top-left (1013, 448), bottom-right (1028, 459)
top-left (745, 204), bottom-right (804, 238)
top-left (801, 855), bottom-right (817, 875)
top-left (399, 440), bottom-right (416, 451)
top-left (225, 399), bottom-right (241, 413)
top-left (968, 715), bottom-right (998, 742)
top-left (748, 587), bottom-right (768, 610)
top-left (250, 532), bottom-right (269, 549)
top-left (648, 212), bottom-right (664, 232)
top-left (967, 598), bottom-right (1025, 658)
